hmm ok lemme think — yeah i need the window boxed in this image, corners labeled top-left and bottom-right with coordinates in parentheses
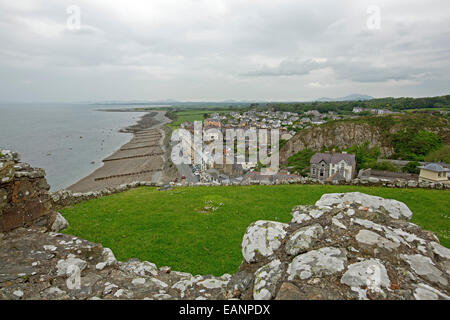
top-left (320, 169), bottom-right (324, 177)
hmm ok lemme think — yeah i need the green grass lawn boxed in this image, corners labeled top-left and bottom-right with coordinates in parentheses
top-left (61, 185), bottom-right (449, 276)
top-left (167, 110), bottom-right (218, 130)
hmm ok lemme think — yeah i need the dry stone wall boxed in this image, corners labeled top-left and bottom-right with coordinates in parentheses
top-left (51, 174), bottom-right (449, 209)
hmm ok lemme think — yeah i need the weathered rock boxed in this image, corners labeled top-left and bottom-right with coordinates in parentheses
top-left (287, 247), bottom-right (347, 281)
top-left (253, 259), bottom-right (285, 300)
top-left (241, 220), bottom-right (289, 263)
top-left (119, 259), bottom-right (157, 277)
top-left (401, 254), bottom-right (448, 287)
top-left (274, 282), bottom-right (303, 300)
top-left (413, 283), bottom-right (449, 300)
top-left (315, 192), bottom-right (413, 220)
top-left (430, 242), bottom-right (450, 260)
top-left (56, 256), bottom-right (87, 277)
top-left (285, 224), bottom-right (324, 256)
top-left (49, 212), bottom-right (69, 232)
top-left (340, 259), bottom-right (390, 297)
top-left (355, 229), bottom-right (400, 251)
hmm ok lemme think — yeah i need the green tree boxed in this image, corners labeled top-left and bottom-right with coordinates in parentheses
top-left (345, 142), bottom-right (381, 170)
top-left (425, 145), bottom-right (450, 163)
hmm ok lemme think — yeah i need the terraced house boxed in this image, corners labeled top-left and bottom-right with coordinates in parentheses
top-left (310, 152), bottom-right (356, 181)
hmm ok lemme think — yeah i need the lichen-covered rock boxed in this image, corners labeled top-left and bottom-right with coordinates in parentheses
top-left (236, 192), bottom-right (449, 300)
top-left (401, 254), bottom-right (448, 287)
top-left (355, 229), bottom-right (400, 251)
top-left (287, 247), bottom-right (347, 281)
top-left (285, 224), bottom-right (324, 256)
top-left (253, 259), bottom-right (285, 300)
top-left (340, 259), bottom-right (390, 298)
top-left (315, 192), bottom-right (413, 220)
top-left (241, 220), bottom-right (289, 263)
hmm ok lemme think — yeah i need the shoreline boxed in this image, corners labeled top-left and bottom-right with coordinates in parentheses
top-left (67, 110), bottom-right (174, 193)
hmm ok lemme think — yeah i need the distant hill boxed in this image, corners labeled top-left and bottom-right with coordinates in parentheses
top-left (316, 94), bottom-right (374, 102)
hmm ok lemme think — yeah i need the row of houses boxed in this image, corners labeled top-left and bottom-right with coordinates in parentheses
top-left (352, 107), bottom-right (396, 115)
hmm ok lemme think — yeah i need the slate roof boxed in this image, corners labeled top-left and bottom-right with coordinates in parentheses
top-left (310, 153), bottom-right (356, 166)
top-left (418, 163), bottom-right (450, 172)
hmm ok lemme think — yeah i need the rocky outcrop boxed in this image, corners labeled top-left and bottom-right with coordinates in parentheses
top-left (0, 192), bottom-right (449, 300)
top-left (280, 122), bottom-right (391, 164)
top-left (233, 192), bottom-right (449, 300)
top-left (0, 149), bottom-right (62, 233)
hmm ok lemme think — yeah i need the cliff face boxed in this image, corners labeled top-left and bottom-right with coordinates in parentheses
top-left (280, 114), bottom-right (450, 164)
top-left (280, 122), bottom-right (393, 164)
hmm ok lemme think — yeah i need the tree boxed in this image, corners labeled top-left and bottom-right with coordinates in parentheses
top-left (425, 145), bottom-right (450, 163)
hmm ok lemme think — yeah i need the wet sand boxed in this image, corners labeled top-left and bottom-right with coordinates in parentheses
top-left (68, 110), bottom-right (171, 193)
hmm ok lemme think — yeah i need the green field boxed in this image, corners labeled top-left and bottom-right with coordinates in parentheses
top-left (61, 185), bottom-right (450, 276)
top-left (167, 110), bottom-right (219, 129)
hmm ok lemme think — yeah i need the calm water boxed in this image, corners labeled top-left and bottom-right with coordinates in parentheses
top-left (0, 104), bottom-right (143, 191)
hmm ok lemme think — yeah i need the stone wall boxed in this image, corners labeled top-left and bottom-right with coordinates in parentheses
top-left (50, 174), bottom-right (449, 209)
top-left (0, 150), bottom-right (58, 232)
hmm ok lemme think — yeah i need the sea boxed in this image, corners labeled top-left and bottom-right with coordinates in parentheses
top-left (0, 103), bottom-right (147, 191)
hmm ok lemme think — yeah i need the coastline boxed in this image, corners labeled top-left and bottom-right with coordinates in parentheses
top-left (67, 110), bottom-right (175, 193)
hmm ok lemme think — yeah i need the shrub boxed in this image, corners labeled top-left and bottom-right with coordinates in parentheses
top-left (345, 142), bottom-right (381, 171)
top-left (402, 161), bottom-right (421, 174)
top-left (286, 149), bottom-right (315, 176)
top-left (365, 160), bottom-right (398, 172)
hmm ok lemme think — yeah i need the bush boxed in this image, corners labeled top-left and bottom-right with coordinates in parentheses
top-left (402, 161), bottom-right (420, 174)
top-left (286, 149), bottom-right (315, 176)
top-left (365, 160), bottom-right (398, 172)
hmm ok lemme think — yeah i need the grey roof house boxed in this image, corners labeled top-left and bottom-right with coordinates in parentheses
top-left (310, 152), bottom-right (356, 181)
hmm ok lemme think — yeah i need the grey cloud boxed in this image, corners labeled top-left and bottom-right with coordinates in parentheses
top-left (0, 0), bottom-right (449, 102)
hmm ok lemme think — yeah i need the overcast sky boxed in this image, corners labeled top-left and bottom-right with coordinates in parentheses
top-left (1, 0), bottom-right (449, 102)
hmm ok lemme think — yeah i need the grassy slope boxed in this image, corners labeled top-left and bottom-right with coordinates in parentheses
top-left (61, 185), bottom-right (450, 276)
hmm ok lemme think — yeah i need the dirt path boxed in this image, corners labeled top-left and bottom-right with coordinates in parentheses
top-left (68, 111), bottom-right (172, 193)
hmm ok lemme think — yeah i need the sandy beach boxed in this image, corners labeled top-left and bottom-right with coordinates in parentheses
top-left (68, 110), bottom-right (173, 193)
